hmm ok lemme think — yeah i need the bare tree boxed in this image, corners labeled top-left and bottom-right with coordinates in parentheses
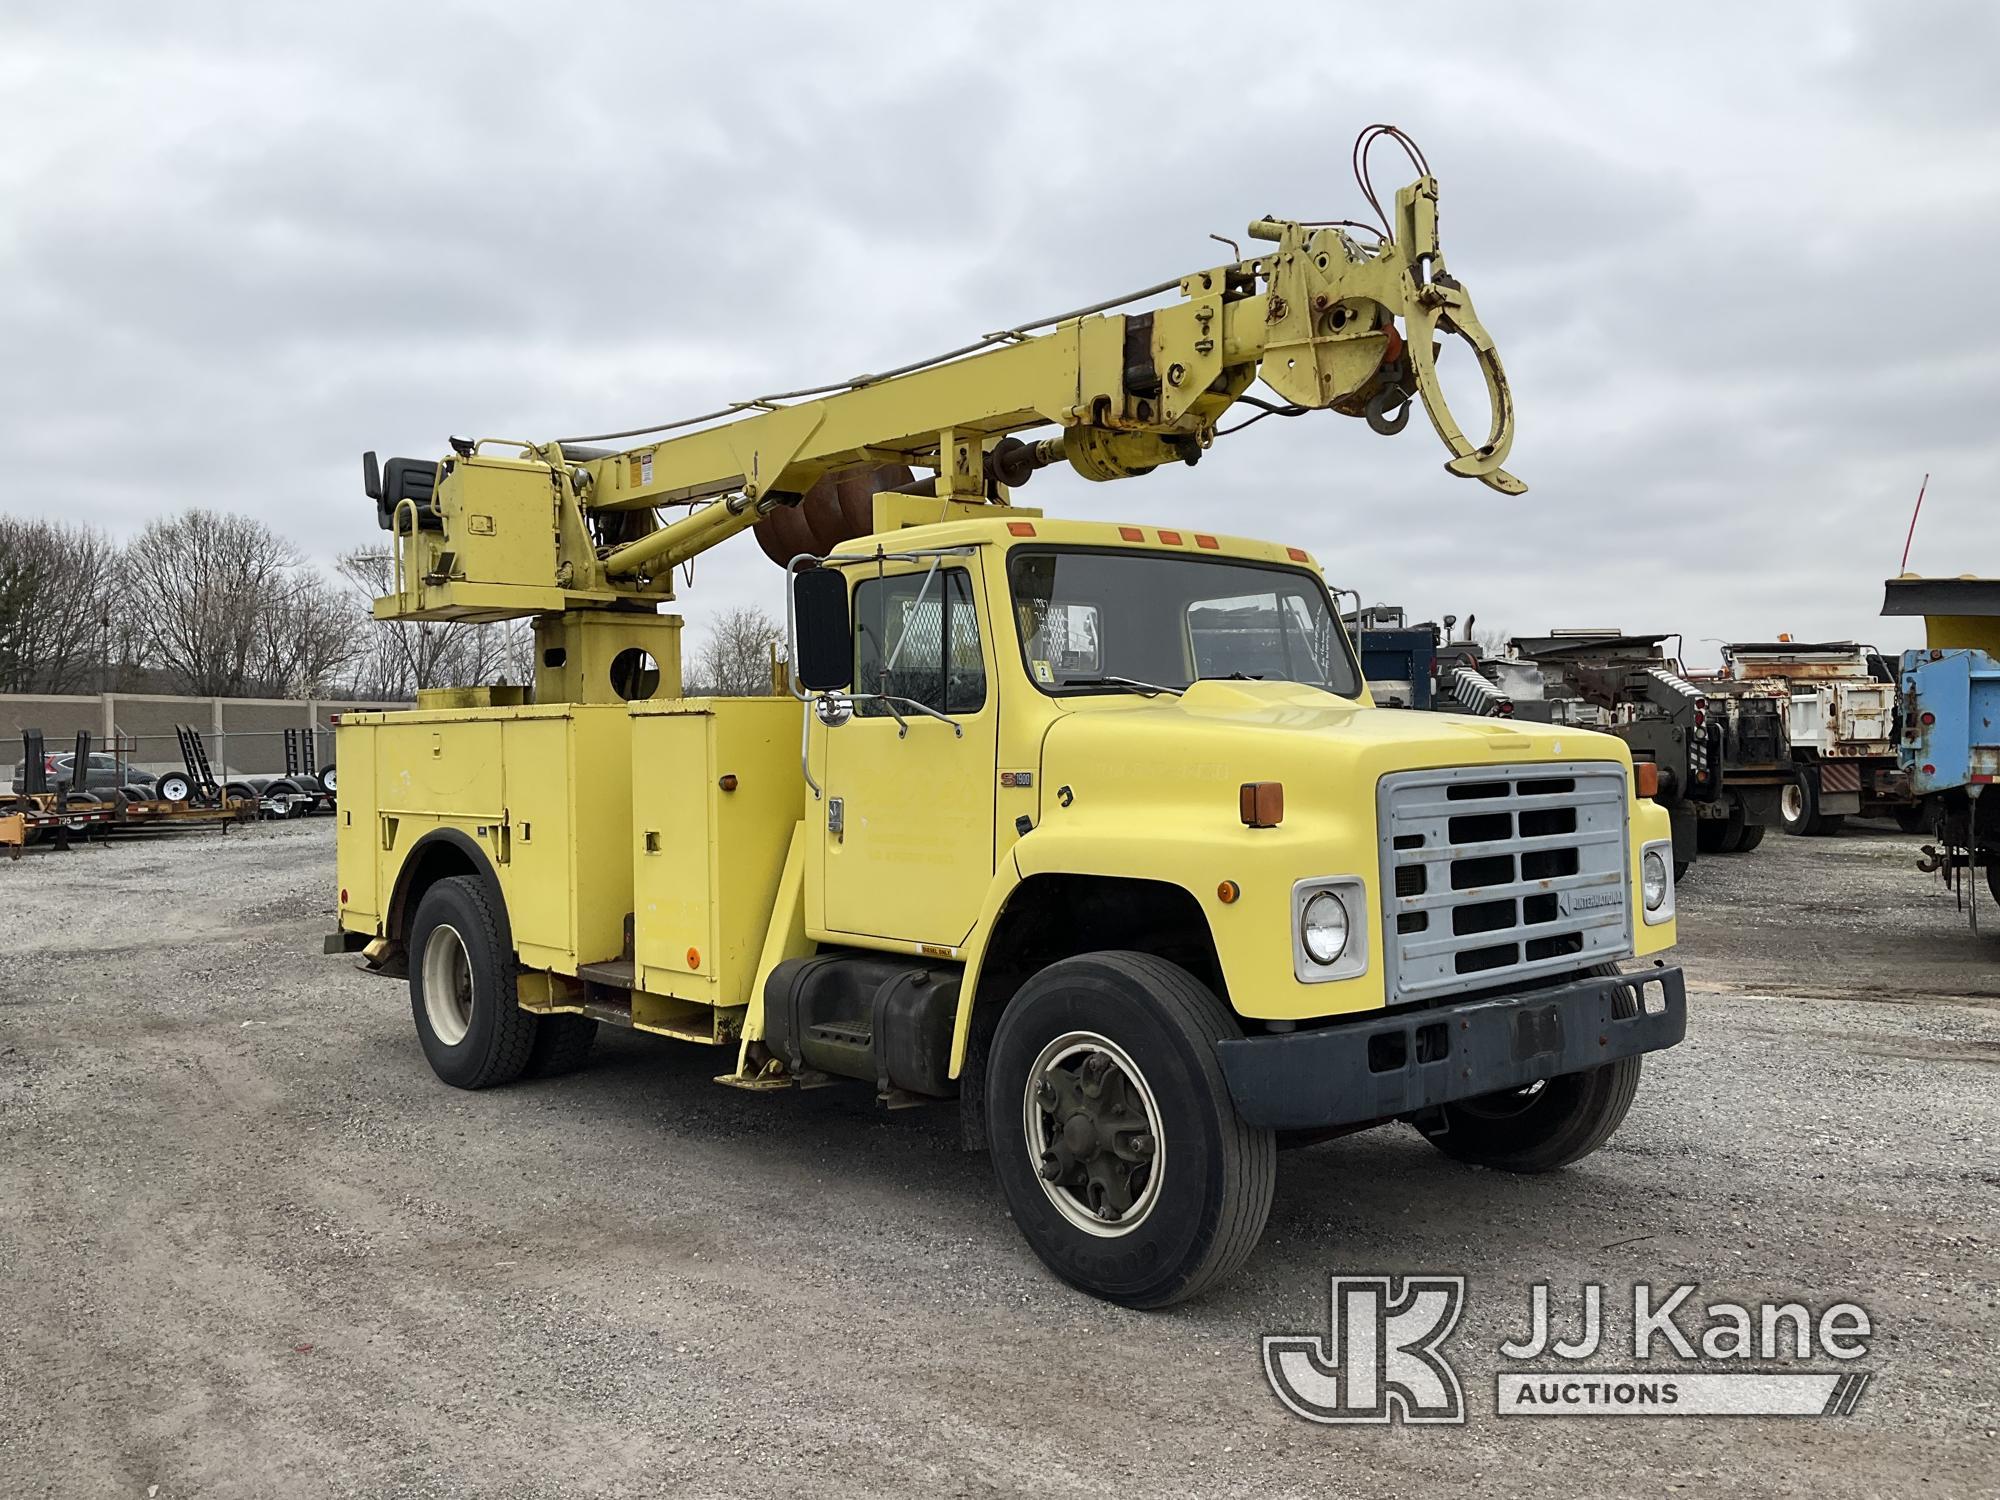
top-left (0, 518), bottom-right (122, 692)
top-left (121, 512), bottom-right (296, 694)
top-left (257, 570), bottom-right (360, 695)
top-left (685, 605), bottom-right (783, 696)
top-left (334, 549), bottom-right (535, 699)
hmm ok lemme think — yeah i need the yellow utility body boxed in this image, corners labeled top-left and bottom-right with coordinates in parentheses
top-left (331, 130), bottom-right (1687, 1307)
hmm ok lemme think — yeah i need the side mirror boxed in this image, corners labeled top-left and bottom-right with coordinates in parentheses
top-left (792, 567), bottom-right (853, 692)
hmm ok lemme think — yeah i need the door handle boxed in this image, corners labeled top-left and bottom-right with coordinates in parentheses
top-left (828, 796), bottom-right (844, 842)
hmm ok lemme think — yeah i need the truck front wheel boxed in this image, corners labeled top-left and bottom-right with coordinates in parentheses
top-left (409, 875), bottom-right (539, 1090)
top-left (985, 952), bottom-right (1275, 1309)
top-left (1421, 967), bottom-right (1641, 1173)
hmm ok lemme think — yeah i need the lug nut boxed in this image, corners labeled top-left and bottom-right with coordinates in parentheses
top-left (1039, 1152), bottom-right (1064, 1181)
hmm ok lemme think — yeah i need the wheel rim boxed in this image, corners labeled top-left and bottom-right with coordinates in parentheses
top-left (160, 776), bottom-right (188, 801)
top-left (421, 923), bottom-right (475, 1046)
top-left (1781, 782), bottom-right (1804, 822)
top-left (1022, 1030), bottom-right (1165, 1237)
top-left (1456, 1077), bottom-right (1548, 1121)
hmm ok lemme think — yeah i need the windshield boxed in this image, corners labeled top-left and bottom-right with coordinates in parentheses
top-left (1007, 547), bottom-right (1362, 697)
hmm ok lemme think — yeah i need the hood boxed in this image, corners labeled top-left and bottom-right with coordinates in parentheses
top-left (1040, 678), bottom-right (1629, 811)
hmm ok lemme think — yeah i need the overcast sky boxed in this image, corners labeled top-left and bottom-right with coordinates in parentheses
top-left (4, 2), bottom-right (1995, 666)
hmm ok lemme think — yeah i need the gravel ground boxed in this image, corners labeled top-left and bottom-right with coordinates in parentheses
top-left (1, 818), bottom-right (1995, 1498)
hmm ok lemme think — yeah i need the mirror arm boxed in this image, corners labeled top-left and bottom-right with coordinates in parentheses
top-left (874, 695), bottom-right (964, 737)
top-left (799, 701), bottom-right (822, 800)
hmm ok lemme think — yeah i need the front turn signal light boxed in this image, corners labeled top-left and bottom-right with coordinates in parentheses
top-left (1634, 762), bottom-right (1660, 799)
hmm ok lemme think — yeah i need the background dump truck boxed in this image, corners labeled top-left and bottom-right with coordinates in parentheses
top-left (1716, 642), bottom-right (1913, 836)
top-left (1882, 576), bottom-right (2000, 925)
top-left (328, 137), bottom-right (1687, 1307)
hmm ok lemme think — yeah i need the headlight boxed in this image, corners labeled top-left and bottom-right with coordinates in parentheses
top-left (1300, 889), bottom-right (1350, 966)
top-left (1642, 848), bottom-right (1669, 911)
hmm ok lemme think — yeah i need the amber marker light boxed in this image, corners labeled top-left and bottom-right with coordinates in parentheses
top-left (1239, 782), bottom-right (1284, 828)
top-left (1217, 880), bottom-right (1241, 904)
top-left (1634, 763), bottom-right (1660, 798)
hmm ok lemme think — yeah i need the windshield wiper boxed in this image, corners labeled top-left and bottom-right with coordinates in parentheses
top-left (1059, 674), bottom-right (1185, 697)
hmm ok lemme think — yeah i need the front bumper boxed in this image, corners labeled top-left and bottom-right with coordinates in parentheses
top-left (1215, 966), bottom-right (1686, 1131)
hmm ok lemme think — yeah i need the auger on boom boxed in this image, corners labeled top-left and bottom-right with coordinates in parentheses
top-left (334, 127), bottom-right (1685, 1309)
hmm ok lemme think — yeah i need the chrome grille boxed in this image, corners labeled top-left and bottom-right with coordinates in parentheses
top-left (1378, 762), bottom-right (1632, 1002)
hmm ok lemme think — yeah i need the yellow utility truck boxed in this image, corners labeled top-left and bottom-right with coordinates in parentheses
top-left (330, 130), bottom-right (1686, 1306)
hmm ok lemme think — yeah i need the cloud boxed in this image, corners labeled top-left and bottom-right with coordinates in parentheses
top-left (2, 0), bottom-right (1995, 662)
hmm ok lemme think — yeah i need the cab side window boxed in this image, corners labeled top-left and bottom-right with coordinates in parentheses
top-left (853, 569), bottom-right (986, 715)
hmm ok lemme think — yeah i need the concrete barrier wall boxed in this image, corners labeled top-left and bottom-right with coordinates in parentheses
top-left (0, 692), bottom-right (406, 778)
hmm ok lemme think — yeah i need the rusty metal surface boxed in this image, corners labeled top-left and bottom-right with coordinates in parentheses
top-left (751, 462), bottom-right (914, 567)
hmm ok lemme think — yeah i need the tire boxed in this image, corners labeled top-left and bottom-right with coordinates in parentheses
top-left (1816, 814), bottom-right (1846, 836)
top-left (525, 1015), bottom-right (598, 1078)
top-left (1697, 794), bottom-right (1746, 854)
top-left (1421, 965), bottom-right (1642, 1173)
top-left (1988, 863), bottom-right (2000, 908)
top-left (1734, 822), bottom-right (1766, 852)
top-left (1672, 859), bottom-right (1691, 883)
top-left (408, 875), bottom-right (540, 1090)
top-left (1780, 768), bottom-right (1818, 836)
top-left (157, 773), bottom-right (192, 804)
top-left (62, 792), bottom-right (101, 835)
top-left (322, 765), bottom-right (338, 798)
top-left (1893, 805), bottom-right (1927, 834)
top-left (985, 951), bottom-right (1275, 1309)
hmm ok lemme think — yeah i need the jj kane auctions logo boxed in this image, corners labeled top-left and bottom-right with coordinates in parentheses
top-left (1265, 1277), bottom-right (1874, 1423)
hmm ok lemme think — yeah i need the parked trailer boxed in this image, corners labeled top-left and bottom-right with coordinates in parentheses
top-left (1882, 577), bottom-right (2000, 926)
top-left (1, 727), bottom-right (258, 853)
top-left (1715, 643), bottom-right (1912, 836)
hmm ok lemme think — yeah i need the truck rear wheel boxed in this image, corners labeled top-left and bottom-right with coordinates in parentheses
top-left (1779, 770), bottom-right (1815, 835)
top-left (1695, 798), bottom-right (1744, 854)
top-left (409, 875), bottom-right (539, 1090)
top-left (1734, 821), bottom-right (1766, 852)
top-left (985, 951), bottom-right (1275, 1309)
top-left (1421, 966), bottom-right (1641, 1173)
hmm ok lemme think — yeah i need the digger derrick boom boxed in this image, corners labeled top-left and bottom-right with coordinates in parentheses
top-left (366, 164), bottom-right (1522, 652)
